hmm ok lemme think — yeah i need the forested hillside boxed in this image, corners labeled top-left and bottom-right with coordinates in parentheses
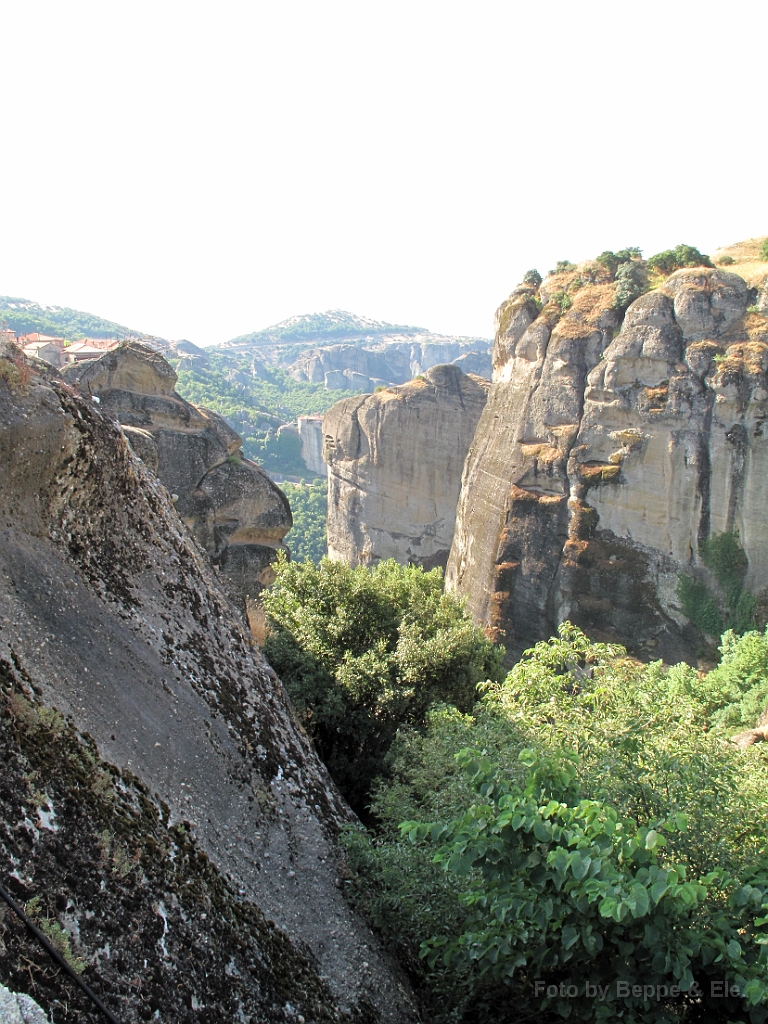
top-left (171, 350), bottom-right (355, 477)
top-left (0, 295), bottom-right (140, 341)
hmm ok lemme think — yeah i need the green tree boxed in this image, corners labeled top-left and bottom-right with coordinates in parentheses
top-left (262, 557), bottom-right (503, 810)
top-left (647, 244), bottom-right (713, 275)
top-left (282, 479), bottom-right (328, 562)
top-left (342, 624), bottom-right (768, 1023)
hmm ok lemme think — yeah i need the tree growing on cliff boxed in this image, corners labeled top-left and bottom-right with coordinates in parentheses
top-left (262, 556), bottom-right (503, 810)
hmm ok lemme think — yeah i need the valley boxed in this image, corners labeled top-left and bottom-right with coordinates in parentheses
top-left (2, 235), bottom-right (768, 1024)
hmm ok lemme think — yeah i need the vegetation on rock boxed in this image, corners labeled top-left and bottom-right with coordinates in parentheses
top-left (677, 531), bottom-right (757, 638)
top-left (646, 244), bottom-right (714, 275)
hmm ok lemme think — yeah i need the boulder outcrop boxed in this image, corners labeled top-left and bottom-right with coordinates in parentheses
top-left (447, 253), bottom-right (768, 660)
top-left (0, 349), bottom-right (416, 1022)
top-left (62, 342), bottom-right (292, 614)
top-left (324, 364), bottom-right (490, 569)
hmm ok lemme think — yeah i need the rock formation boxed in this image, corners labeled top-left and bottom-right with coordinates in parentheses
top-left (447, 241), bottom-right (768, 660)
top-left (61, 342), bottom-right (292, 616)
top-left (0, 342), bottom-right (416, 1022)
top-left (290, 338), bottom-right (492, 392)
top-left (298, 414), bottom-right (326, 475)
top-left (324, 364), bottom-right (490, 569)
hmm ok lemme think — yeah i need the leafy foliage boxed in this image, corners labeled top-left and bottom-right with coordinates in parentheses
top-left (761, 240), bottom-right (768, 261)
top-left (405, 748), bottom-right (768, 1023)
top-left (595, 248), bottom-right (642, 278)
top-left (677, 531), bottom-right (757, 637)
top-left (646, 245), bottom-right (714, 275)
top-left (282, 479), bottom-right (328, 563)
top-left (523, 269), bottom-right (542, 287)
top-left (343, 625), bottom-right (768, 1022)
top-left (262, 558), bottom-right (503, 810)
top-left (550, 260), bottom-right (576, 275)
top-left (613, 260), bottom-right (647, 309)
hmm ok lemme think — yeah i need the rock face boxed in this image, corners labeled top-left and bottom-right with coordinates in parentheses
top-left (290, 338), bottom-right (492, 391)
top-left (0, 351), bottom-right (416, 1022)
top-left (62, 342), bottom-right (292, 613)
top-left (298, 414), bottom-right (326, 474)
top-left (0, 986), bottom-right (47, 1024)
top-left (324, 365), bottom-right (490, 569)
top-left (447, 259), bottom-right (768, 661)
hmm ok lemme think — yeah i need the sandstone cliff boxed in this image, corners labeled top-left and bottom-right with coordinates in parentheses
top-left (447, 239), bottom-right (768, 660)
top-left (324, 364), bottom-right (490, 569)
top-left (0, 343), bottom-right (415, 1022)
top-left (62, 342), bottom-right (292, 617)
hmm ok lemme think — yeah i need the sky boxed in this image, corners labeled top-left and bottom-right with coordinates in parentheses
top-left (2, 1), bottom-right (765, 345)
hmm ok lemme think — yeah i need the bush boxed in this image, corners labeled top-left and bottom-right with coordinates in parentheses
top-left (522, 269), bottom-right (542, 288)
top-left (613, 260), bottom-right (647, 309)
top-left (595, 248), bottom-right (642, 278)
top-left (646, 244), bottom-right (713, 275)
top-left (550, 260), bottom-right (576, 275)
top-left (407, 748), bottom-right (768, 1023)
top-left (262, 557), bottom-right (503, 810)
top-left (344, 624), bottom-right (768, 1022)
top-left (760, 240), bottom-right (768, 261)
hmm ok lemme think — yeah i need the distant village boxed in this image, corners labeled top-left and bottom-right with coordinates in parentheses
top-left (0, 329), bottom-right (119, 367)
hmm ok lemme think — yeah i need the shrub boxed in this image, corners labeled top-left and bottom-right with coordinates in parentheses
top-left (595, 248), bottom-right (642, 278)
top-left (647, 244), bottom-right (713, 275)
top-left (717, 255), bottom-right (735, 266)
top-left (761, 239), bottom-right (768, 261)
top-left (613, 260), bottom-right (647, 309)
top-left (522, 269), bottom-right (542, 288)
top-left (550, 290), bottom-right (573, 314)
top-left (262, 556), bottom-right (503, 810)
top-left (406, 748), bottom-right (768, 1023)
top-left (344, 624), bottom-right (768, 1022)
top-left (550, 260), bottom-right (576, 275)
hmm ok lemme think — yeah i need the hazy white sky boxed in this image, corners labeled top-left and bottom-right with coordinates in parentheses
top-left (1, 1), bottom-right (765, 344)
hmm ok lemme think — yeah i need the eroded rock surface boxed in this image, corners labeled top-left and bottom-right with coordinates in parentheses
top-left (0, 355), bottom-right (416, 1022)
top-left (62, 342), bottom-right (292, 611)
top-left (324, 364), bottom-right (489, 568)
top-left (291, 338), bottom-right (491, 392)
top-left (447, 257), bottom-right (768, 660)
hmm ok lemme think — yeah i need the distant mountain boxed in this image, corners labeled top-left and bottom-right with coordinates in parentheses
top-left (0, 295), bottom-right (172, 349)
top-left (224, 310), bottom-right (448, 350)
